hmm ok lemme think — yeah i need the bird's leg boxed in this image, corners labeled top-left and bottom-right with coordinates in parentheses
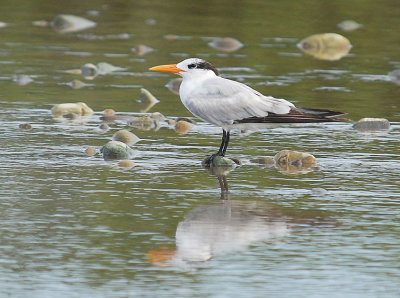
top-left (217, 129), bottom-right (228, 156)
top-left (221, 130), bottom-right (230, 156)
top-left (203, 129), bottom-right (229, 166)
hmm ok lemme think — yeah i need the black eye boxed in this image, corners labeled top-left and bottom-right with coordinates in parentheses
top-left (188, 63), bottom-right (196, 69)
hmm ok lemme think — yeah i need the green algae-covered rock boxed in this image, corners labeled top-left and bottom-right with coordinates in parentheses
top-left (100, 141), bottom-right (135, 160)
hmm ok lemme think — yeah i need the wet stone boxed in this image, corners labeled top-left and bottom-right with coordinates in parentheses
top-left (353, 118), bottom-right (390, 132)
top-left (297, 33), bottom-right (352, 61)
top-left (51, 14), bottom-right (96, 34)
top-left (68, 79), bottom-right (86, 89)
top-left (85, 146), bottom-right (97, 156)
top-left (250, 157), bottom-right (275, 168)
top-left (151, 112), bottom-right (166, 122)
top-left (13, 74), bottom-right (33, 86)
top-left (388, 69), bottom-right (400, 86)
top-left (51, 102), bottom-right (93, 117)
top-left (175, 120), bottom-right (193, 135)
top-left (62, 113), bottom-right (78, 120)
top-left (131, 44), bottom-right (155, 56)
top-left (138, 88), bottom-right (159, 112)
top-left (208, 37), bottom-right (243, 52)
top-left (274, 150), bottom-right (316, 167)
top-left (337, 20), bottom-right (363, 32)
top-left (128, 116), bottom-right (156, 131)
top-left (100, 141), bottom-right (135, 160)
top-left (311, 188), bottom-right (328, 196)
top-left (112, 130), bottom-right (140, 146)
top-left (19, 123), bottom-right (32, 130)
top-left (80, 63), bottom-right (98, 79)
top-left (118, 160), bottom-right (135, 169)
top-left (96, 62), bottom-right (126, 75)
top-left (99, 123), bottom-right (110, 131)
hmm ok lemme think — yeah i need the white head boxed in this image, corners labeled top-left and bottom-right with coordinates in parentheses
top-left (176, 58), bottom-right (219, 77)
top-left (150, 58), bottom-right (219, 78)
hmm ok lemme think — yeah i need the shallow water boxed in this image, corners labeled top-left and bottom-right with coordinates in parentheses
top-left (1, 0), bottom-right (400, 297)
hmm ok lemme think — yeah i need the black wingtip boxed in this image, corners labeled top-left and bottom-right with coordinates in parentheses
top-left (296, 107), bottom-right (347, 118)
top-left (234, 107), bottom-right (349, 124)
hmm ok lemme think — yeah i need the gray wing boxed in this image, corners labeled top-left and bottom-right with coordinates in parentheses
top-left (182, 76), bottom-right (295, 126)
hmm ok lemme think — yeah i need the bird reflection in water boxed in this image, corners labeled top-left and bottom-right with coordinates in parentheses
top-left (147, 167), bottom-right (333, 268)
top-left (147, 199), bottom-right (290, 268)
top-left (203, 161), bottom-right (236, 200)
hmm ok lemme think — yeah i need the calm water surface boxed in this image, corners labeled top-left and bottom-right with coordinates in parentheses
top-left (1, 0), bottom-right (400, 297)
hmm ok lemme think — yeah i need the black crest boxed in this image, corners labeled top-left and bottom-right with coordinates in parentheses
top-left (188, 60), bottom-right (219, 76)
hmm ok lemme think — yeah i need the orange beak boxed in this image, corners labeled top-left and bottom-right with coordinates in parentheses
top-left (149, 64), bottom-right (184, 74)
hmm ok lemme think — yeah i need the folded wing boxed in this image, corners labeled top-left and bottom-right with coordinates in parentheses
top-left (182, 76), bottom-right (295, 126)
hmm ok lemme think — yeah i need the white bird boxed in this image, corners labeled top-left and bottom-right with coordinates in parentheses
top-left (150, 58), bottom-right (345, 163)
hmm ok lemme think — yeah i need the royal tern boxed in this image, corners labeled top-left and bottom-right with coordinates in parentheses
top-left (150, 58), bottom-right (345, 163)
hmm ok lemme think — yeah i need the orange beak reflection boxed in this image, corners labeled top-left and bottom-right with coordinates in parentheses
top-left (149, 64), bottom-right (184, 74)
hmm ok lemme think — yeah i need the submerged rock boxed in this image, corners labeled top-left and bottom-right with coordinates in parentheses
top-left (353, 118), bottom-right (390, 132)
top-left (99, 123), bottom-right (110, 131)
top-left (337, 20), bottom-right (363, 32)
top-left (112, 130), bottom-right (141, 146)
top-left (175, 120), bottom-right (193, 135)
top-left (51, 14), bottom-right (96, 34)
top-left (96, 62), bottom-right (126, 75)
top-left (273, 150), bottom-right (317, 174)
top-left (85, 146), bottom-right (97, 156)
top-left (274, 150), bottom-right (316, 167)
top-left (32, 20), bottom-right (50, 27)
top-left (67, 79), bottom-right (87, 89)
top-left (62, 112), bottom-right (78, 120)
top-left (137, 88), bottom-right (159, 112)
top-left (151, 112), bottom-right (166, 123)
top-left (297, 33), bottom-right (352, 61)
top-left (100, 109), bottom-right (117, 122)
top-left (250, 157), bottom-right (275, 168)
top-left (100, 141), bottom-right (135, 160)
top-left (208, 37), bottom-right (243, 52)
top-left (51, 102), bottom-right (93, 117)
top-left (388, 69), bottom-right (400, 86)
top-left (131, 44), bottom-right (155, 56)
top-left (165, 78), bottom-right (182, 95)
top-left (80, 63), bottom-right (98, 80)
top-left (19, 123), bottom-right (32, 130)
top-left (311, 188), bottom-right (328, 196)
top-left (118, 160), bottom-right (135, 169)
top-left (128, 116), bottom-right (157, 131)
top-left (13, 74), bottom-right (34, 86)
